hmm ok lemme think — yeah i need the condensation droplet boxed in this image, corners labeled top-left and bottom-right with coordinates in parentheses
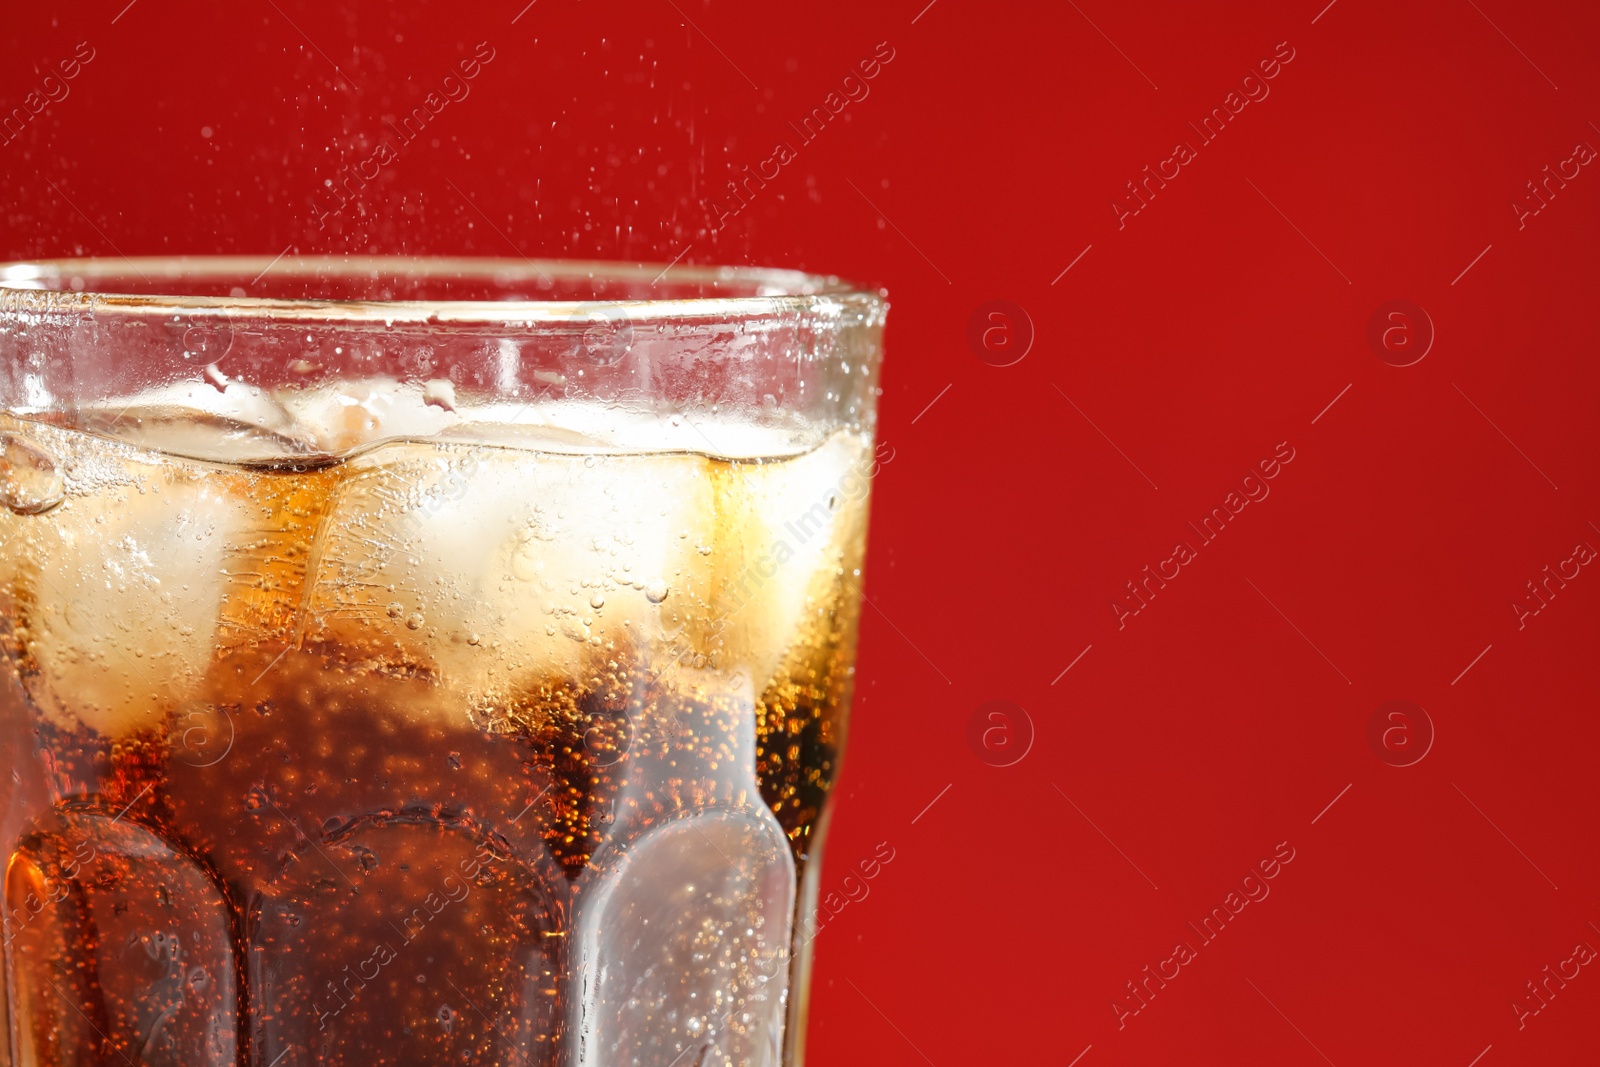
top-left (406, 613), bottom-right (425, 630)
top-left (386, 602), bottom-right (404, 619)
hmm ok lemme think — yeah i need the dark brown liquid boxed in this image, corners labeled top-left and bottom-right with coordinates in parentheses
top-left (0, 420), bottom-right (868, 1066)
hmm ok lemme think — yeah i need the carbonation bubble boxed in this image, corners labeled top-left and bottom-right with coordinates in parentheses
top-left (645, 579), bottom-right (670, 604)
top-left (0, 432), bottom-right (66, 515)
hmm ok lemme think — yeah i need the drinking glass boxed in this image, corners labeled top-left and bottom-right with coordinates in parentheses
top-left (0, 256), bottom-right (885, 1067)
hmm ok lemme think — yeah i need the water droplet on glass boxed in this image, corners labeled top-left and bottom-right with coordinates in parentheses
top-left (386, 602), bottom-right (404, 619)
top-left (406, 613), bottom-right (425, 630)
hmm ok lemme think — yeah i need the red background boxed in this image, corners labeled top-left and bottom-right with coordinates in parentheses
top-left (4, 0), bottom-right (1600, 1062)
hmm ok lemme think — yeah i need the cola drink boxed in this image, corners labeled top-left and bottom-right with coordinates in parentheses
top-left (0, 375), bottom-right (876, 1066)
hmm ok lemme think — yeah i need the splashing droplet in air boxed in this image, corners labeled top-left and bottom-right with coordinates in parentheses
top-left (0, 433), bottom-right (65, 515)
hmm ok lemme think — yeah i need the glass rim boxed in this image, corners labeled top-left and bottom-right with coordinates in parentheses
top-left (0, 254), bottom-right (886, 326)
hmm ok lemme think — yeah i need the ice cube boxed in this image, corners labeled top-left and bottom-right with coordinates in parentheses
top-left (272, 378), bottom-right (458, 455)
top-left (76, 380), bottom-right (316, 463)
top-left (4, 429), bottom-right (251, 738)
top-left (300, 442), bottom-right (717, 720)
top-left (707, 430), bottom-right (873, 693)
